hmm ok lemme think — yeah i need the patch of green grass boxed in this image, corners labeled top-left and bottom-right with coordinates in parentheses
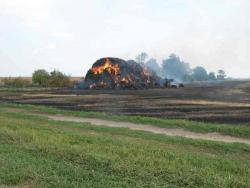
top-left (2, 102), bottom-right (250, 138)
top-left (0, 111), bottom-right (250, 187)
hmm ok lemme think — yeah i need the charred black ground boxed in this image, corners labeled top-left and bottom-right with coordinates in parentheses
top-left (81, 58), bottom-right (162, 89)
top-left (1, 81), bottom-right (250, 124)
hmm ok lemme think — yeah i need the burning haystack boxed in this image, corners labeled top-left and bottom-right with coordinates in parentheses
top-left (81, 57), bottom-right (162, 89)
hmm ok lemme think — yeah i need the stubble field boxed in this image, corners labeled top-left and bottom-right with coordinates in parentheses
top-left (1, 80), bottom-right (250, 124)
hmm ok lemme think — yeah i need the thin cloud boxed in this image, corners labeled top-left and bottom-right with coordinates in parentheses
top-left (0, 0), bottom-right (249, 78)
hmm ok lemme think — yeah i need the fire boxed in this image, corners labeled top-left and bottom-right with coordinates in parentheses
top-left (142, 67), bottom-right (151, 77)
top-left (121, 75), bottom-right (133, 84)
top-left (84, 57), bottom-right (162, 89)
top-left (91, 58), bottom-right (120, 75)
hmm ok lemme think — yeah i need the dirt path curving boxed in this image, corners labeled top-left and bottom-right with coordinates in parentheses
top-left (4, 108), bottom-right (250, 145)
top-left (47, 114), bottom-right (250, 144)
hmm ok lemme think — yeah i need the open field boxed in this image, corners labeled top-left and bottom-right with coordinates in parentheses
top-left (2, 103), bottom-right (250, 139)
top-left (1, 1), bottom-right (249, 187)
top-left (1, 80), bottom-right (250, 124)
top-left (0, 104), bottom-right (250, 187)
top-left (0, 77), bottom-right (82, 82)
top-left (1, 81), bottom-right (250, 187)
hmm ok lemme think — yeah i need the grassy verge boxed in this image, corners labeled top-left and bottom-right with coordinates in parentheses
top-left (1, 102), bottom-right (250, 138)
top-left (0, 110), bottom-right (250, 187)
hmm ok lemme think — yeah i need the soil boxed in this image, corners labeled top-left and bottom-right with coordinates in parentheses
top-left (1, 80), bottom-right (250, 124)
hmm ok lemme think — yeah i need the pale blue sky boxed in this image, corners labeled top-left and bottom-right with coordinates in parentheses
top-left (0, 0), bottom-right (249, 77)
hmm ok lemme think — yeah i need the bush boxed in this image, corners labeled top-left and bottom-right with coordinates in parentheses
top-left (208, 72), bottom-right (217, 81)
top-left (192, 66), bottom-right (208, 81)
top-left (32, 69), bottom-right (72, 88)
top-left (48, 70), bottom-right (71, 87)
top-left (2, 77), bottom-right (31, 88)
top-left (32, 69), bottom-right (50, 87)
top-left (217, 70), bottom-right (226, 80)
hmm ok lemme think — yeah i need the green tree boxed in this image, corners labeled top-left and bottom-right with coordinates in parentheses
top-left (32, 69), bottom-right (50, 87)
top-left (208, 72), bottom-right (217, 81)
top-left (135, 52), bottom-right (148, 65)
top-left (192, 66), bottom-right (208, 81)
top-left (48, 70), bottom-right (71, 87)
top-left (162, 54), bottom-right (191, 81)
top-left (217, 70), bottom-right (226, 80)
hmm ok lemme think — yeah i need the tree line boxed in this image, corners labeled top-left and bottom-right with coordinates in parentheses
top-left (1, 53), bottom-right (227, 88)
top-left (32, 69), bottom-right (72, 87)
top-left (135, 53), bottom-right (227, 82)
top-left (1, 70), bottom-right (73, 88)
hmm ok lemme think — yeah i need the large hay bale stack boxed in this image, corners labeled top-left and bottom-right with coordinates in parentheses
top-left (82, 57), bottom-right (162, 89)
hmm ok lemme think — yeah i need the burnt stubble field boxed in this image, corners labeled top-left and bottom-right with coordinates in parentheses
top-left (1, 80), bottom-right (250, 124)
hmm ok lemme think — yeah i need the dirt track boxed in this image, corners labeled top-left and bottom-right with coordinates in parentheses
top-left (5, 108), bottom-right (250, 145)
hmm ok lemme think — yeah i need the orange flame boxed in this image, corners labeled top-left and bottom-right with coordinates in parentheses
top-left (142, 67), bottom-right (151, 77)
top-left (91, 58), bottom-right (120, 75)
top-left (121, 75), bottom-right (132, 84)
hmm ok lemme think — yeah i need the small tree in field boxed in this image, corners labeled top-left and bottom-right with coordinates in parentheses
top-left (217, 70), bottom-right (226, 80)
top-left (208, 72), bottom-right (217, 81)
top-left (135, 52), bottom-right (148, 65)
top-left (161, 54), bottom-right (191, 81)
top-left (32, 69), bottom-right (72, 87)
top-left (192, 66), bottom-right (208, 81)
top-left (48, 70), bottom-right (71, 87)
top-left (32, 69), bottom-right (50, 87)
